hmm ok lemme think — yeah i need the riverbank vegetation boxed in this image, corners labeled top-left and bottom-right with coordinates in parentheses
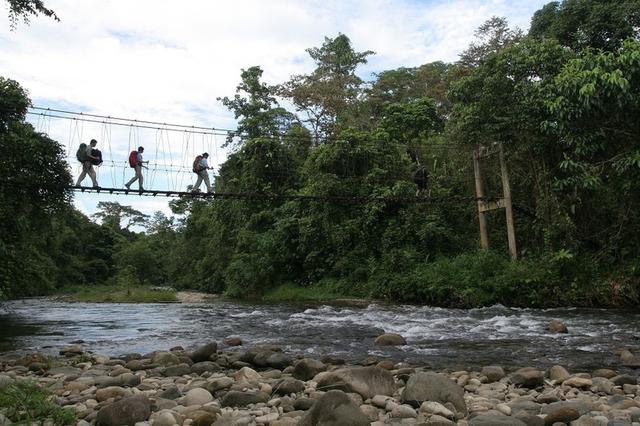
top-left (59, 285), bottom-right (177, 303)
top-left (2, 0), bottom-right (640, 307)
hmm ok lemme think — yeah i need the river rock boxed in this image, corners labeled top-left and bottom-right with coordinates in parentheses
top-left (420, 401), bottom-right (455, 418)
top-left (541, 400), bottom-right (592, 416)
top-left (96, 394), bottom-right (151, 426)
top-left (294, 398), bottom-right (316, 411)
top-left (298, 390), bottom-right (370, 426)
top-left (293, 358), bottom-right (326, 381)
top-left (481, 366), bottom-right (505, 383)
top-left (267, 352), bottom-right (293, 369)
top-left (163, 363), bottom-right (191, 376)
top-left (510, 367), bottom-right (544, 388)
top-left (191, 342), bottom-right (218, 362)
top-left (224, 337), bottom-right (242, 346)
top-left (95, 386), bottom-right (128, 402)
top-left (374, 333), bottom-right (407, 346)
top-left (469, 415), bottom-right (527, 426)
top-left (184, 387), bottom-right (213, 405)
top-left (60, 344), bottom-right (83, 355)
top-left (192, 410), bottom-right (218, 426)
top-left (150, 409), bottom-right (183, 426)
top-left (401, 371), bottom-right (467, 415)
top-left (592, 368), bottom-right (617, 379)
top-left (563, 376), bottom-right (592, 389)
top-left (220, 390), bottom-right (269, 407)
top-left (152, 351), bottom-right (181, 366)
top-left (543, 405), bottom-right (580, 424)
top-left (546, 320), bottom-right (568, 333)
top-left (207, 376), bottom-right (234, 392)
top-left (610, 374), bottom-right (637, 386)
top-left (275, 378), bottom-right (305, 395)
top-left (191, 361), bottom-right (222, 375)
top-left (572, 415), bottom-right (609, 426)
top-left (234, 366), bottom-right (261, 383)
top-left (547, 365), bottom-right (570, 382)
top-left (316, 366), bottom-right (395, 398)
top-left (158, 385), bottom-right (182, 400)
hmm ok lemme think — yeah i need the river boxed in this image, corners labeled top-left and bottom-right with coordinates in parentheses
top-left (1, 298), bottom-right (638, 372)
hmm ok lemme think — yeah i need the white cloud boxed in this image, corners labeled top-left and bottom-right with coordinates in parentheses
top-left (1, 0), bottom-right (548, 218)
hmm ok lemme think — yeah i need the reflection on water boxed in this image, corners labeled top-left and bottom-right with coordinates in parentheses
top-left (1, 298), bottom-right (639, 371)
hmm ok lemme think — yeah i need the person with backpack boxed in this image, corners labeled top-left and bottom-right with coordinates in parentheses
top-left (125, 146), bottom-right (148, 191)
top-left (75, 139), bottom-right (100, 188)
top-left (192, 152), bottom-right (213, 193)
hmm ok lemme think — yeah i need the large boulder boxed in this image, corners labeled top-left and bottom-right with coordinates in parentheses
top-left (481, 366), bottom-right (505, 383)
top-left (274, 378), bottom-right (305, 396)
top-left (401, 372), bottom-right (467, 415)
top-left (374, 333), bottom-right (407, 346)
top-left (96, 394), bottom-right (151, 426)
top-left (266, 352), bottom-right (293, 369)
top-left (316, 366), bottom-right (395, 398)
top-left (510, 367), bottom-right (544, 388)
top-left (293, 358), bottom-right (326, 381)
top-left (546, 319), bottom-right (568, 333)
top-left (191, 342), bottom-right (218, 362)
top-left (151, 351), bottom-right (181, 366)
top-left (184, 388), bottom-right (213, 406)
top-left (298, 390), bottom-right (370, 426)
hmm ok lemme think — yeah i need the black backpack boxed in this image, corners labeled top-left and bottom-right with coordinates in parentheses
top-left (90, 149), bottom-right (103, 166)
top-left (76, 143), bottom-right (88, 162)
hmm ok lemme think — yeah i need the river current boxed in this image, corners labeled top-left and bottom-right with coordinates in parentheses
top-left (0, 299), bottom-right (638, 371)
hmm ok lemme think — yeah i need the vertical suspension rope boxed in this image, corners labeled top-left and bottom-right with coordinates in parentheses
top-left (123, 125), bottom-right (133, 187)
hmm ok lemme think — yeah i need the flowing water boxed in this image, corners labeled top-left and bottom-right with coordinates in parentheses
top-left (0, 298), bottom-right (639, 371)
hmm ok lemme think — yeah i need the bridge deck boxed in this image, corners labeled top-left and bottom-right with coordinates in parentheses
top-left (71, 186), bottom-right (491, 204)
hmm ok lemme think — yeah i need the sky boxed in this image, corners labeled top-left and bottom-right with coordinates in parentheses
top-left (0, 0), bottom-right (549, 221)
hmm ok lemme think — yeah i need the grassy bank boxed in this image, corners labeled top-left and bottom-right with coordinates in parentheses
top-left (58, 285), bottom-right (177, 303)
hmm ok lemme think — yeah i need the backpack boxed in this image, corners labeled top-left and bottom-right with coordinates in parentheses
top-left (76, 143), bottom-right (88, 162)
top-left (128, 151), bottom-right (138, 168)
top-left (90, 149), bottom-right (103, 166)
top-left (192, 155), bottom-right (204, 173)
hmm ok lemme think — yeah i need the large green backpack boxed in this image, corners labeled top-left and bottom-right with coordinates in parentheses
top-left (76, 143), bottom-right (88, 162)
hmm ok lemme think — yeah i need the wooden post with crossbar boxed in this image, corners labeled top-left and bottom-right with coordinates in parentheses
top-left (473, 143), bottom-right (517, 260)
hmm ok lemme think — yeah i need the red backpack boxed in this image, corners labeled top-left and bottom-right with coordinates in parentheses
top-left (128, 151), bottom-right (138, 168)
top-left (192, 155), bottom-right (203, 173)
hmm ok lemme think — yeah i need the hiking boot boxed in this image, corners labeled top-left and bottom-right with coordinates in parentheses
top-left (125, 183), bottom-right (130, 190)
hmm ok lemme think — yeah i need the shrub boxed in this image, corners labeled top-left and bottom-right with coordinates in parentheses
top-left (0, 380), bottom-right (75, 425)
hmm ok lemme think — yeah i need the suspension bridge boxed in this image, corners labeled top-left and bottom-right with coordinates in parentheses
top-left (28, 106), bottom-right (495, 205)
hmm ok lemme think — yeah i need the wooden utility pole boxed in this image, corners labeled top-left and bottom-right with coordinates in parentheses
top-left (473, 143), bottom-right (517, 260)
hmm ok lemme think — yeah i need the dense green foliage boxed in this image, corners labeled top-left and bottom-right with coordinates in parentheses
top-left (2, 1), bottom-right (640, 307)
top-left (0, 380), bottom-right (75, 425)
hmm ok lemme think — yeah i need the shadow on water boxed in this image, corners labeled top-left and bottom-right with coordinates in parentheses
top-left (1, 298), bottom-right (639, 371)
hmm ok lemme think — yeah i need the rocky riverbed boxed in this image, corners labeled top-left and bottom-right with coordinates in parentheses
top-left (0, 335), bottom-right (639, 426)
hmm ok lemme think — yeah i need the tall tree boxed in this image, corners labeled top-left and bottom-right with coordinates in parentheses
top-left (0, 77), bottom-right (71, 297)
top-left (92, 202), bottom-right (149, 232)
top-left (529, 0), bottom-right (640, 51)
top-left (277, 34), bottom-right (373, 142)
top-left (218, 66), bottom-right (295, 148)
top-left (458, 17), bottom-right (523, 68)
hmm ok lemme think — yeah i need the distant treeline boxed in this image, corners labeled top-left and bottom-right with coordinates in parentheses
top-left (2, 0), bottom-right (639, 307)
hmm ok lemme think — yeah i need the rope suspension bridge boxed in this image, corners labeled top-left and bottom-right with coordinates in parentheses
top-left (28, 106), bottom-right (498, 205)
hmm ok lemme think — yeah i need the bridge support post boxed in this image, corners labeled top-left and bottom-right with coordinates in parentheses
top-left (473, 143), bottom-right (517, 260)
